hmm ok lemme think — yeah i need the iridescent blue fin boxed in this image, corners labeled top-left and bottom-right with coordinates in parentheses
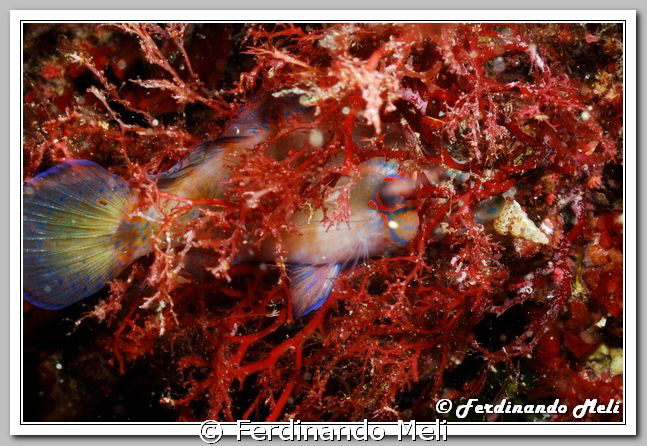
top-left (156, 138), bottom-right (242, 186)
top-left (155, 96), bottom-right (314, 197)
top-left (289, 263), bottom-right (342, 317)
top-left (23, 160), bottom-right (144, 309)
top-left (156, 96), bottom-right (278, 193)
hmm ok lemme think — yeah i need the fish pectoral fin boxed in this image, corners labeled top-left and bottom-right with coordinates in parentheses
top-left (289, 263), bottom-right (342, 317)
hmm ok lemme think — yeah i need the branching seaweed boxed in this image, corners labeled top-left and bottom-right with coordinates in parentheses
top-left (23, 22), bottom-right (624, 422)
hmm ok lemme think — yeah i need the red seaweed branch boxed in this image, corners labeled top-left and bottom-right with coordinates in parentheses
top-left (23, 22), bottom-right (624, 422)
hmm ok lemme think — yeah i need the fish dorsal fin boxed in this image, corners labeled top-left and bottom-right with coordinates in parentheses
top-left (156, 95), bottom-right (315, 195)
top-left (155, 137), bottom-right (245, 190)
top-left (289, 263), bottom-right (341, 317)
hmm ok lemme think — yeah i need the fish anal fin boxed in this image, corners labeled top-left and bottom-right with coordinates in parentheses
top-left (289, 263), bottom-right (341, 317)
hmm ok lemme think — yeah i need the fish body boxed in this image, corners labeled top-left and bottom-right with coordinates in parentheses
top-left (258, 159), bottom-right (418, 265)
top-left (23, 96), bottom-right (419, 316)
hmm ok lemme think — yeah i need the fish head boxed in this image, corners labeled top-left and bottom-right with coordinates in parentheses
top-left (358, 158), bottom-right (420, 247)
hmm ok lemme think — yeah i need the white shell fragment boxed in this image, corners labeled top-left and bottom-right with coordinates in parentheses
top-left (493, 198), bottom-right (549, 244)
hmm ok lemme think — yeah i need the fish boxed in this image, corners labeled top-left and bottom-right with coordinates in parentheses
top-left (255, 158), bottom-right (419, 316)
top-left (23, 95), bottom-right (420, 317)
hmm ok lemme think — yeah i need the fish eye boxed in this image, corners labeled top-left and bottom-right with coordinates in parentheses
top-left (377, 176), bottom-right (416, 211)
top-left (377, 178), bottom-right (404, 209)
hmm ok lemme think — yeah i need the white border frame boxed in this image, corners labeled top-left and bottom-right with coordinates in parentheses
top-left (9, 9), bottom-right (637, 436)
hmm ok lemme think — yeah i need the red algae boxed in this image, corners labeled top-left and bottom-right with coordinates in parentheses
top-left (23, 23), bottom-right (623, 422)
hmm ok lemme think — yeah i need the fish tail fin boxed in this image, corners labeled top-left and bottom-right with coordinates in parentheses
top-left (23, 160), bottom-right (153, 309)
